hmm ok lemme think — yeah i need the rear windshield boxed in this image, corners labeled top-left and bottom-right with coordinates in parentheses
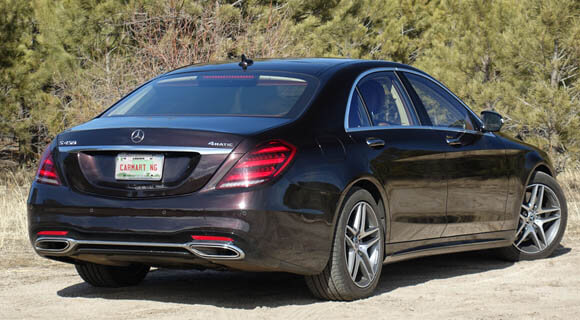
top-left (103, 71), bottom-right (318, 118)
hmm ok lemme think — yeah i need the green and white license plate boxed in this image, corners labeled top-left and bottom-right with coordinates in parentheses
top-left (115, 153), bottom-right (164, 181)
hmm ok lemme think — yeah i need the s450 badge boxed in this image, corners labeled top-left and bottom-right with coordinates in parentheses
top-left (59, 140), bottom-right (77, 146)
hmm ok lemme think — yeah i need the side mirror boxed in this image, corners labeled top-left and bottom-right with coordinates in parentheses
top-left (481, 110), bottom-right (504, 132)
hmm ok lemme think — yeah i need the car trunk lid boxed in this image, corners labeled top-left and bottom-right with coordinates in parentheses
top-left (56, 116), bottom-right (292, 198)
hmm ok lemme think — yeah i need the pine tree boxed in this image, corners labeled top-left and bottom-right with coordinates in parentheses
top-left (0, 0), bottom-right (57, 159)
top-left (0, 0), bottom-right (579, 167)
top-left (506, 0), bottom-right (580, 170)
top-left (289, 0), bottom-right (432, 63)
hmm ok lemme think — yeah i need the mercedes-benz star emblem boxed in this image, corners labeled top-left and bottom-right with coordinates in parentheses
top-left (130, 129), bottom-right (145, 143)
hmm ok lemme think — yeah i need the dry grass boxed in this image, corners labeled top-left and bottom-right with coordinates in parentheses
top-left (560, 169), bottom-right (580, 239)
top-left (0, 169), bottom-right (579, 267)
top-left (0, 178), bottom-right (35, 267)
top-left (0, 168), bottom-right (50, 267)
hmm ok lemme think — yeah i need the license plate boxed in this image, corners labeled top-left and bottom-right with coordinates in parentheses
top-left (115, 153), bottom-right (164, 181)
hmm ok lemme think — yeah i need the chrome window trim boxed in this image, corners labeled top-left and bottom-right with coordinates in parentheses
top-left (58, 145), bottom-right (232, 155)
top-left (344, 67), bottom-right (484, 133)
top-left (345, 125), bottom-right (492, 136)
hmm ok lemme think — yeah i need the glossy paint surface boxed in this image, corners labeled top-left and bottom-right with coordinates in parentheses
top-left (349, 128), bottom-right (448, 242)
top-left (441, 131), bottom-right (510, 236)
top-left (28, 58), bottom-right (555, 275)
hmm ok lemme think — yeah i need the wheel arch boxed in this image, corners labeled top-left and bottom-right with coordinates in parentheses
top-left (334, 176), bottom-right (391, 243)
top-left (518, 161), bottom-right (554, 215)
top-left (533, 163), bottom-right (553, 177)
top-left (519, 145), bottom-right (555, 186)
top-left (525, 162), bottom-right (555, 187)
top-left (518, 162), bottom-right (557, 214)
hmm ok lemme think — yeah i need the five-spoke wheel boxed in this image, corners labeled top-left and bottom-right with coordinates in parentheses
top-left (344, 201), bottom-right (382, 288)
top-left (515, 183), bottom-right (562, 253)
top-left (497, 171), bottom-right (568, 261)
top-left (305, 188), bottom-right (384, 301)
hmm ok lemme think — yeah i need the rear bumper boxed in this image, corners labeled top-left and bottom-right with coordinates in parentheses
top-left (34, 237), bottom-right (245, 260)
top-left (27, 179), bottom-right (339, 275)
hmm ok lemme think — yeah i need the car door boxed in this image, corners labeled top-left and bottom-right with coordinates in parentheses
top-left (346, 71), bottom-right (448, 242)
top-left (400, 71), bottom-right (510, 236)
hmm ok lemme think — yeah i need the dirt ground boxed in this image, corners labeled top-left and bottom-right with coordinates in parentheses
top-left (1, 238), bottom-right (579, 320)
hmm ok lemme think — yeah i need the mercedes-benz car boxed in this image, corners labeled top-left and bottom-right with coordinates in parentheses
top-left (28, 58), bottom-right (567, 300)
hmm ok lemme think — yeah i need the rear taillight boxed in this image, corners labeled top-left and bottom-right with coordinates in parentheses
top-left (217, 140), bottom-right (296, 189)
top-left (36, 147), bottom-right (61, 186)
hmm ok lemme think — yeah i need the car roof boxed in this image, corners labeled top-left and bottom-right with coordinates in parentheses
top-left (163, 58), bottom-right (425, 78)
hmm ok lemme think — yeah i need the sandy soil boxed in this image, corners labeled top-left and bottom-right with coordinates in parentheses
top-left (2, 239), bottom-right (580, 320)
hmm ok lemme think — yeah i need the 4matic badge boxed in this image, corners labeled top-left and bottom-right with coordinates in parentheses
top-left (208, 141), bottom-right (234, 148)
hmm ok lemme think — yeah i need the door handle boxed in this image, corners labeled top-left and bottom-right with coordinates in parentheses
top-left (366, 137), bottom-right (385, 149)
top-left (446, 131), bottom-right (466, 146)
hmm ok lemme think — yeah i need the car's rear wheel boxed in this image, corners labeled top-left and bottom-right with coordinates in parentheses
top-left (497, 172), bottom-right (567, 261)
top-left (75, 263), bottom-right (150, 287)
top-left (305, 188), bottom-right (384, 300)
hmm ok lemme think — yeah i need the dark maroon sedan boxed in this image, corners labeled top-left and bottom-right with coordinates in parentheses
top-left (28, 58), bottom-right (567, 300)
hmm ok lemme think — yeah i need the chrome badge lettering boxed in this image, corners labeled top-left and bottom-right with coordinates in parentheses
top-left (208, 141), bottom-right (233, 148)
top-left (59, 140), bottom-right (77, 146)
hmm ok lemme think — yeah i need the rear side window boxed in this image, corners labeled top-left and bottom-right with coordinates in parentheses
top-left (104, 71), bottom-right (318, 118)
top-left (404, 73), bottom-right (475, 130)
top-left (357, 72), bottom-right (417, 127)
top-left (348, 91), bottom-right (371, 128)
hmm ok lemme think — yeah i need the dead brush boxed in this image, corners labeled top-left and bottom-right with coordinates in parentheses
top-left (0, 174), bottom-right (31, 266)
top-left (559, 169), bottom-right (580, 239)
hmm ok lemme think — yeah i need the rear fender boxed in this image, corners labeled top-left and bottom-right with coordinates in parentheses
top-left (335, 176), bottom-right (390, 242)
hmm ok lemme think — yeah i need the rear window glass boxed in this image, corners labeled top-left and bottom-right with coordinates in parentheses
top-left (104, 71), bottom-right (318, 118)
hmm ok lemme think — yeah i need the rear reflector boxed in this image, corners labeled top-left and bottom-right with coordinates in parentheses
top-left (36, 146), bottom-right (61, 186)
top-left (217, 140), bottom-right (296, 189)
top-left (191, 235), bottom-right (234, 242)
top-left (37, 231), bottom-right (69, 236)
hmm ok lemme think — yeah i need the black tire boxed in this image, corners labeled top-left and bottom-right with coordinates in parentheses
top-left (305, 188), bottom-right (385, 301)
top-left (75, 263), bottom-right (150, 287)
top-left (497, 171), bottom-right (568, 261)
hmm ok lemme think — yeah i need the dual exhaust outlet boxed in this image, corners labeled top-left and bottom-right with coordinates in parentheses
top-left (34, 237), bottom-right (245, 260)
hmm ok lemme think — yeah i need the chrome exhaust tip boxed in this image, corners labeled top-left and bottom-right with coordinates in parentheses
top-left (188, 242), bottom-right (245, 260)
top-left (34, 238), bottom-right (74, 255)
top-left (32, 237), bottom-right (245, 260)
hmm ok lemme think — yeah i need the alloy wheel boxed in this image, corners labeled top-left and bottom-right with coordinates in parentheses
top-left (515, 183), bottom-right (562, 254)
top-left (344, 201), bottom-right (382, 288)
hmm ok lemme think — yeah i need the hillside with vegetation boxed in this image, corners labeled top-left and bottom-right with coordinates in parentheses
top-left (1, 0), bottom-right (579, 171)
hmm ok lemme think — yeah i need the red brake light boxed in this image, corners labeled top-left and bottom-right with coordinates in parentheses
top-left (37, 231), bottom-right (68, 236)
top-left (191, 235), bottom-right (233, 242)
top-left (36, 147), bottom-right (61, 186)
top-left (202, 75), bottom-right (255, 79)
top-left (217, 140), bottom-right (296, 189)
